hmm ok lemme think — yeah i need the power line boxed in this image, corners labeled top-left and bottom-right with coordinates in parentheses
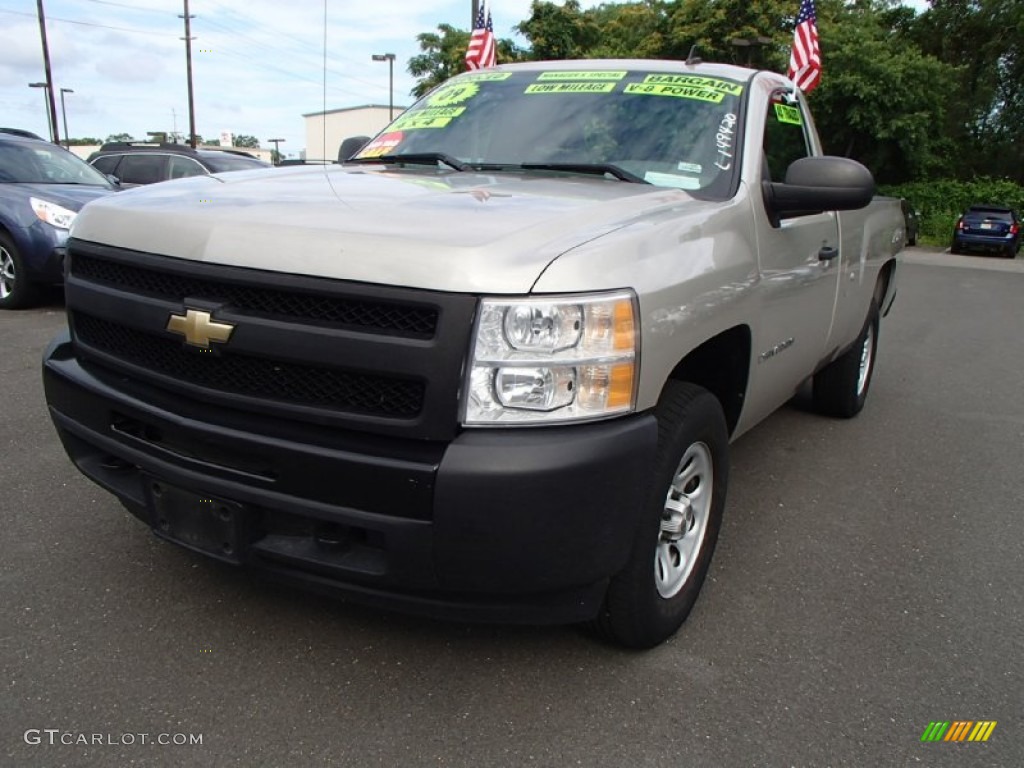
top-left (197, 0), bottom-right (409, 91)
top-left (78, 0), bottom-right (174, 14)
top-left (0, 8), bottom-right (171, 37)
top-left (196, 15), bottom-right (386, 93)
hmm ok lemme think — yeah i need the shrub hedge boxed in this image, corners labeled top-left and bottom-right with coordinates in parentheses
top-left (880, 178), bottom-right (1024, 246)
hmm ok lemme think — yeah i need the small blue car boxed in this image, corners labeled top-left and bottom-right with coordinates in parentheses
top-left (951, 205), bottom-right (1020, 258)
top-left (0, 132), bottom-right (117, 308)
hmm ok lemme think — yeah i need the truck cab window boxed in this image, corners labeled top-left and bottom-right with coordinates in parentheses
top-left (763, 99), bottom-right (810, 182)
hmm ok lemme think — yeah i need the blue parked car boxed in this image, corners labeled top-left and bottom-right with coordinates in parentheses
top-left (950, 205), bottom-right (1020, 258)
top-left (0, 132), bottom-right (117, 308)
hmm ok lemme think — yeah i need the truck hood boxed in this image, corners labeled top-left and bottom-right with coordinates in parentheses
top-left (71, 165), bottom-right (706, 294)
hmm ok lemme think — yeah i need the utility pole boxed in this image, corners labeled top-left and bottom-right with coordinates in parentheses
top-left (60, 87), bottom-right (73, 147)
top-left (267, 138), bottom-right (285, 165)
top-left (35, 0), bottom-right (60, 144)
top-left (471, 0), bottom-right (479, 27)
top-left (180, 0), bottom-right (197, 148)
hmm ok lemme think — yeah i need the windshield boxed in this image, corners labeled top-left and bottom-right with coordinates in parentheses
top-left (0, 141), bottom-right (113, 187)
top-left (354, 68), bottom-right (747, 196)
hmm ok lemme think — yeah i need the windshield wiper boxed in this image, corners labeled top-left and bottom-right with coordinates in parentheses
top-left (519, 163), bottom-right (647, 184)
top-left (347, 153), bottom-right (470, 172)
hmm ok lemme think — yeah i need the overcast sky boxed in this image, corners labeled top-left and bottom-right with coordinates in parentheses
top-left (1, 0), bottom-right (928, 157)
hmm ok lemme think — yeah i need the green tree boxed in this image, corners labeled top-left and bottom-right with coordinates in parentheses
top-left (809, 1), bottom-right (957, 183)
top-left (910, 0), bottom-right (1024, 181)
top-left (515, 0), bottom-right (602, 59)
top-left (408, 24), bottom-right (523, 98)
top-left (233, 134), bottom-right (260, 148)
top-left (663, 0), bottom-right (794, 67)
top-left (105, 132), bottom-right (134, 143)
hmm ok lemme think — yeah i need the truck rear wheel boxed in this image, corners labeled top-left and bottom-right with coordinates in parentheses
top-left (813, 300), bottom-right (879, 418)
top-left (594, 382), bottom-right (729, 649)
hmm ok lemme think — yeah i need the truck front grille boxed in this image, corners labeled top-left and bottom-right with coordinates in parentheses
top-left (72, 252), bottom-right (439, 337)
top-left (73, 313), bottom-right (425, 418)
top-left (64, 241), bottom-right (478, 440)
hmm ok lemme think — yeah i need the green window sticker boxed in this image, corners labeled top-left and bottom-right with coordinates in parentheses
top-left (536, 71), bottom-right (628, 82)
top-left (642, 75), bottom-right (743, 96)
top-left (525, 82), bottom-right (618, 95)
top-left (459, 72), bottom-right (513, 82)
top-left (428, 83), bottom-right (480, 108)
top-left (774, 103), bottom-right (803, 125)
top-left (390, 107), bottom-right (466, 131)
top-left (624, 83), bottom-right (726, 104)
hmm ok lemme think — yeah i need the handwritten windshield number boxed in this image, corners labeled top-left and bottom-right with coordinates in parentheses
top-left (715, 113), bottom-right (737, 171)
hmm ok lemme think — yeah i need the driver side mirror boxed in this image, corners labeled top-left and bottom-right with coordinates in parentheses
top-left (763, 156), bottom-right (875, 226)
top-left (338, 136), bottom-right (371, 163)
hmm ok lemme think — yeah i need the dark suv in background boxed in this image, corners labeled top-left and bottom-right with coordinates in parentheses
top-left (951, 205), bottom-right (1020, 258)
top-left (87, 143), bottom-right (269, 187)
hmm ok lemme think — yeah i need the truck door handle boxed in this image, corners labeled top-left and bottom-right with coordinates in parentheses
top-left (818, 246), bottom-right (839, 262)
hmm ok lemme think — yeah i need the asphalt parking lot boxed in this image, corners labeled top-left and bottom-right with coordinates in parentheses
top-left (2, 249), bottom-right (1022, 767)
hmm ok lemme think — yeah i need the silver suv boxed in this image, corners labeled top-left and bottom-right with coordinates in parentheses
top-left (87, 143), bottom-right (269, 187)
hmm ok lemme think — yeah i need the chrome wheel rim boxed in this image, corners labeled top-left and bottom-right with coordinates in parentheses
top-left (856, 323), bottom-right (874, 397)
top-left (655, 441), bottom-right (713, 599)
top-left (0, 246), bottom-right (14, 300)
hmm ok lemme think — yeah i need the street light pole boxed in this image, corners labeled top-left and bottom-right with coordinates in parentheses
top-left (267, 138), bottom-right (285, 165)
top-left (59, 87), bottom-right (73, 147)
top-left (371, 53), bottom-right (396, 121)
top-left (29, 82), bottom-right (53, 142)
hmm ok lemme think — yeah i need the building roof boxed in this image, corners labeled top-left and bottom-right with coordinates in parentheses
top-left (302, 104), bottom-right (410, 118)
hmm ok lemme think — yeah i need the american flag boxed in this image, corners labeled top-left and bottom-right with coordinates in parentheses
top-left (788, 0), bottom-right (821, 93)
top-left (465, 2), bottom-right (496, 70)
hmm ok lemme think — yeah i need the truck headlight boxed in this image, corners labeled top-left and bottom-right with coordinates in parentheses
top-left (464, 291), bottom-right (638, 425)
top-left (30, 197), bottom-right (77, 230)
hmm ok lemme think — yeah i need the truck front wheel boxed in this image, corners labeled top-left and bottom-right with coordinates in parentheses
top-left (595, 382), bottom-right (729, 649)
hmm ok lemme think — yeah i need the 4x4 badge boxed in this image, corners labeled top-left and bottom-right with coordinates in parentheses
top-left (166, 309), bottom-right (235, 348)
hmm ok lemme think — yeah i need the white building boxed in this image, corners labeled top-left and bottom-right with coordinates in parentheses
top-left (303, 104), bottom-right (406, 162)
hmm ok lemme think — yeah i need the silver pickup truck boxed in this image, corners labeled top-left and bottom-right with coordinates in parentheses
top-left (43, 60), bottom-right (902, 648)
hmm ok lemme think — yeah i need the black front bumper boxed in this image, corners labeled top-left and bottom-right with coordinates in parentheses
top-left (43, 332), bottom-right (658, 624)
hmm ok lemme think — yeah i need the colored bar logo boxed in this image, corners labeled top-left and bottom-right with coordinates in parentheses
top-left (921, 721), bottom-right (997, 742)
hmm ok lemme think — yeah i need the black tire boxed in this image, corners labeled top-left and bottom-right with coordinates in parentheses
top-left (594, 382), bottom-right (729, 649)
top-left (0, 233), bottom-right (41, 310)
top-left (813, 300), bottom-right (880, 418)
top-left (950, 240), bottom-right (961, 255)
top-left (1005, 244), bottom-right (1017, 259)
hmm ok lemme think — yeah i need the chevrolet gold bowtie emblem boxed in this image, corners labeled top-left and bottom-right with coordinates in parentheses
top-left (166, 309), bottom-right (235, 348)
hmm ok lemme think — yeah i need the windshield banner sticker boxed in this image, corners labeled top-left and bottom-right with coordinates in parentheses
top-left (625, 82), bottom-right (729, 103)
top-left (641, 74), bottom-right (743, 95)
top-left (525, 82), bottom-right (618, 94)
top-left (389, 107), bottom-right (466, 131)
top-left (536, 71), bottom-right (628, 81)
top-left (459, 72), bottom-right (513, 82)
top-left (429, 82), bottom-right (480, 107)
top-left (774, 103), bottom-right (803, 125)
top-left (356, 131), bottom-right (404, 158)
